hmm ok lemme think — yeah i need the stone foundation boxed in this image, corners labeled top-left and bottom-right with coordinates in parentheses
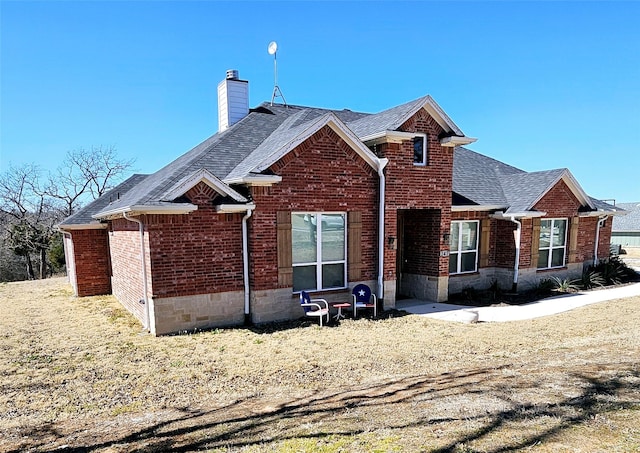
top-left (400, 273), bottom-right (448, 302)
top-left (150, 290), bottom-right (244, 336)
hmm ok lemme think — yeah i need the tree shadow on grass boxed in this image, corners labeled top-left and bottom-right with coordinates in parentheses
top-left (6, 365), bottom-right (639, 452)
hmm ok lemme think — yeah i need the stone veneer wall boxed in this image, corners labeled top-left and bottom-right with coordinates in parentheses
top-left (150, 290), bottom-right (245, 335)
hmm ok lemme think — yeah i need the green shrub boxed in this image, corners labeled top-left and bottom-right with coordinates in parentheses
top-left (578, 270), bottom-right (606, 290)
top-left (550, 276), bottom-right (580, 293)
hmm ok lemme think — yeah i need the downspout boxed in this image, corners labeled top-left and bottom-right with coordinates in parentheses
top-left (242, 207), bottom-right (253, 325)
top-left (508, 216), bottom-right (522, 292)
top-left (594, 215), bottom-right (609, 266)
top-left (377, 158), bottom-right (389, 300)
top-left (123, 212), bottom-right (150, 332)
top-left (60, 231), bottom-right (74, 289)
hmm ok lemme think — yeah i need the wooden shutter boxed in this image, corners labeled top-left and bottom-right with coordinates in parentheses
top-left (479, 219), bottom-right (491, 268)
top-left (568, 216), bottom-right (579, 264)
top-left (277, 211), bottom-right (292, 287)
top-left (531, 218), bottom-right (541, 268)
top-left (348, 211), bottom-right (362, 281)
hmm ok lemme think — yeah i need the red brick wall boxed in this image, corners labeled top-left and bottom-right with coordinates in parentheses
top-left (533, 180), bottom-right (582, 216)
top-left (577, 216), bottom-right (612, 263)
top-left (70, 229), bottom-right (111, 297)
top-left (109, 218), bottom-right (147, 321)
top-left (145, 183), bottom-right (244, 298)
top-left (382, 109), bottom-right (454, 278)
top-left (402, 209), bottom-right (442, 275)
top-left (250, 125), bottom-right (379, 290)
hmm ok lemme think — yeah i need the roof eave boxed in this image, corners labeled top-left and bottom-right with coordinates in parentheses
top-left (491, 210), bottom-right (548, 219)
top-left (361, 130), bottom-right (416, 145)
top-left (215, 203), bottom-right (257, 213)
top-left (579, 209), bottom-right (628, 217)
top-left (163, 168), bottom-right (248, 203)
top-left (452, 204), bottom-right (507, 212)
top-left (253, 112), bottom-right (384, 174)
top-left (224, 174), bottom-right (283, 186)
top-left (93, 203), bottom-right (198, 220)
top-left (57, 222), bottom-right (108, 231)
top-left (440, 136), bottom-right (478, 148)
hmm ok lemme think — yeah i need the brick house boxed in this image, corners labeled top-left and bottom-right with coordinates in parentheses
top-left (59, 71), bottom-right (622, 335)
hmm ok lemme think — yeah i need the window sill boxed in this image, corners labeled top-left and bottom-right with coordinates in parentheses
top-left (449, 271), bottom-right (480, 277)
top-left (293, 287), bottom-right (348, 295)
top-left (536, 266), bottom-right (568, 273)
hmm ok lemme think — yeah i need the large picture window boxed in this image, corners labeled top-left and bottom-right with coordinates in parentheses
top-left (449, 221), bottom-right (479, 274)
top-left (292, 213), bottom-right (346, 292)
top-left (538, 218), bottom-right (567, 269)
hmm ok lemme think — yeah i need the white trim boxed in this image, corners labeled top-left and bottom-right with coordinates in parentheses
top-left (491, 211), bottom-right (547, 219)
top-left (291, 212), bottom-right (347, 292)
top-left (529, 170), bottom-right (594, 211)
top-left (537, 218), bottom-right (568, 270)
top-left (452, 205), bottom-right (507, 212)
top-left (422, 96), bottom-right (465, 136)
top-left (93, 203), bottom-right (198, 219)
top-left (163, 168), bottom-right (247, 202)
top-left (449, 220), bottom-right (480, 275)
top-left (579, 209), bottom-right (627, 217)
top-left (361, 130), bottom-right (416, 145)
top-left (440, 136), bottom-right (478, 147)
top-left (224, 174), bottom-right (282, 186)
top-left (216, 203), bottom-right (256, 213)
top-left (58, 222), bottom-right (108, 231)
top-left (253, 112), bottom-right (383, 174)
top-left (412, 133), bottom-right (428, 166)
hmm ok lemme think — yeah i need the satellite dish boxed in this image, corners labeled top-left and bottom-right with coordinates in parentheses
top-left (268, 41), bottom-right (278, 55)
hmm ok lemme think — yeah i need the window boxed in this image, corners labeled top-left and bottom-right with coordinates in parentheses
top-left (413, 134), bottom-right (427, 165)
top-left (292, 213), bottom-right (346, 292)
top-left (449, 221), bottom-right (479, 274)
top-left (538, 218), bottom-right (567, 269)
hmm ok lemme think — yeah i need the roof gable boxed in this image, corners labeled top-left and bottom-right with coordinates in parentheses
top-left (225, 111), bottom-right (382, 181)
top-left (347, 95), bottom-right (466, 139)
top-left (163, 168), bottom-right (247, 203)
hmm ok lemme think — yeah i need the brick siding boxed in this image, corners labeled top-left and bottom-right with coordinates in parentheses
top-left (68, 229), bottom-right (111, 297)
top-left (250, 125), bottom-right (379, 291)
top-left (382, 109), bottom-right (454, 279)
top-left (109, 219), bottom-right (148, 322)
top-left (146, 183), bottom-right (244, 298)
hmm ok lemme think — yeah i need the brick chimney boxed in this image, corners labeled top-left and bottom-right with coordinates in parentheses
top-left (217, 69), bottom-right (249, 132)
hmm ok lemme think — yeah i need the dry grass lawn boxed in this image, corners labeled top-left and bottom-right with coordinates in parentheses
top-left (1, 277), bottom-right (639, 452)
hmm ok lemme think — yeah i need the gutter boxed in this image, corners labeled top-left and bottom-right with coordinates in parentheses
top-left (491, 212), bottom-right (522, 292)
top-left (123, 212), bottom-right (151, 333)
top-left (594, 215), bottom-right (609, 266)
top-left (508, 216), bottom-right (522, 292)
top-left (377, 158), bottom-right (389, 300)
top-left (242, 207), bottom-right (253, 325)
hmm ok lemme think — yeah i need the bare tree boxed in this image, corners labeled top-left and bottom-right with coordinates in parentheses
top-left (46, 145), bottom-right (135, 217)
top-left (0, 164), bottom-right (57, 279)
top-left (0, 146), bottom-right (134, 281)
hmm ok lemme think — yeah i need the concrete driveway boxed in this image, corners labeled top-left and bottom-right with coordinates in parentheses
top-left (396, 282), bottom-right (640, 323)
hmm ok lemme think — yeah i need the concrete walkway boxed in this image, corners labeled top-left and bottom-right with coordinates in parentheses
top-left (396, 282), bottom-right (640, 323)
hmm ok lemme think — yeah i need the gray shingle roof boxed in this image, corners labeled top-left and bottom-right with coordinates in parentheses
top-left (62, 95), bottom-right (613, 226)
top-left (453, 147), bottom-right (522, 207)
top-left (452, 147), bottom-right (616, 216)
top-left (612, 202), bottom-right (640, 231)
top-left (58, 174), bottom-right (149, 227)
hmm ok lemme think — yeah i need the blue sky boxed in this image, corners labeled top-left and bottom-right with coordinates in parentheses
top-left (2, 1), bottom-right (639, 202)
